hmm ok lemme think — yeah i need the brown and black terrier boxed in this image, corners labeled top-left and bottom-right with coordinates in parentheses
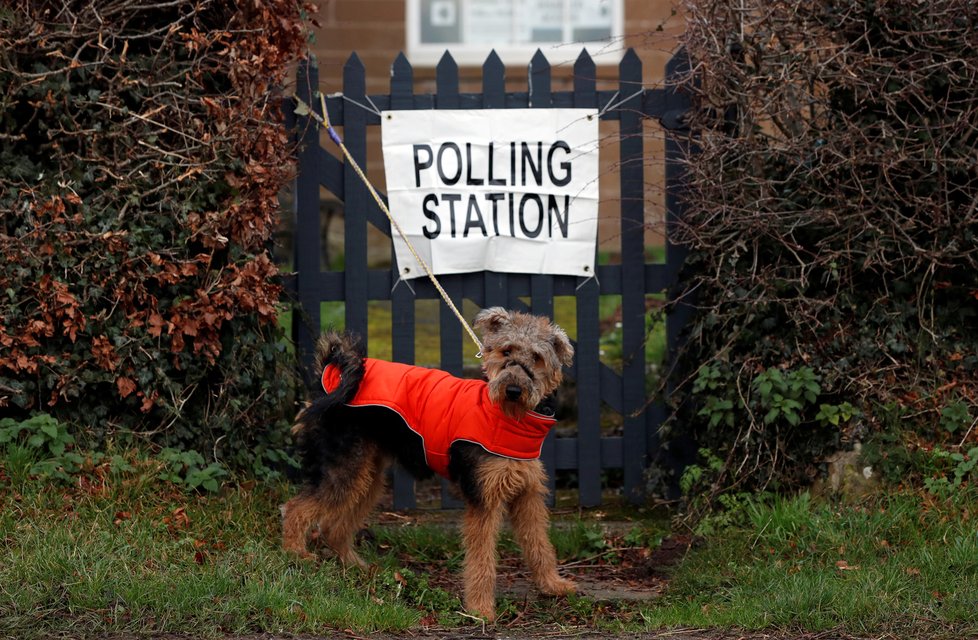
top-left (281, 307), bottom-right (576, 621)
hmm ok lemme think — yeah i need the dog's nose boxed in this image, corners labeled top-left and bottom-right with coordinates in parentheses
top-left (505, 385), bottom-right (522, 401)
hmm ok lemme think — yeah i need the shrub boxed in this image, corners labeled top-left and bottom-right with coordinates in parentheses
top-left (669, 0), bottom-right (978, 503)
top-left (0, 1), bottom-right (313, 474)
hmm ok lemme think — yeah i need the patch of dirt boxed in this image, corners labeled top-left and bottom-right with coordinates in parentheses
top-left (496, 534), bottom-right (694, 603)
top-left (369, 507), bottom-right (694, 605)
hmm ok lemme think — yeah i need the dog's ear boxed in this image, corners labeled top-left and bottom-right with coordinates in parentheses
top-left (551, 326), bottom-right (574, 367)
top-left (474, 307), bottom-right (510, 336)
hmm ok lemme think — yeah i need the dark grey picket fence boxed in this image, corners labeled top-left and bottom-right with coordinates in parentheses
top-left (285, 47), bottom-right (692, 509)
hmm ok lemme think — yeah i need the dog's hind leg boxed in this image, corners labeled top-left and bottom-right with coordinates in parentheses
top-left (508, 460), bottom-right (576, 597)
top-left (283, 435), bottom-right (385, 565)
top-left (320, 446), bottom-right (389, 569)
top-left (281, 490), bottom-right (327, 560)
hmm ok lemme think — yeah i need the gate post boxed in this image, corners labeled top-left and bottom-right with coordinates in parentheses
top-left (662, 46), bottom-right (697, 496)
top-left (293, 57), bottom-right (323, 385)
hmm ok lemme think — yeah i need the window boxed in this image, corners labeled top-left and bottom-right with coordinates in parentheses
top-left (407, 0), bottom-right (624, 67)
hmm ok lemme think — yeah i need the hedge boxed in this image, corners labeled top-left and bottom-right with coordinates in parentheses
top-left (670, 0), bottom-right (978, 501)
top-left (0, 1), bottom-right (313, 474)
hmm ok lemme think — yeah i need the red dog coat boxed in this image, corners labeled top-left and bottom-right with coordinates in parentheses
top-left (322, 359), bottom-right (555, 478)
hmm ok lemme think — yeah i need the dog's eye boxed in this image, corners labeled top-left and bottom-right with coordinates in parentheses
top-left (502, 349), bottom-right (511, 357)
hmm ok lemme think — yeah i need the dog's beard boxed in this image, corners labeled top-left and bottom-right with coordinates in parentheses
top-left (486, 367), bottom-right (545, 417)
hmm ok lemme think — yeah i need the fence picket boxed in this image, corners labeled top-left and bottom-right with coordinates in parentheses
top-left (389, 52), bottom-right (419, 508)
top-left (342, 53), bottom-right (370, 341)
top-left (434, 52), bottom-right (464, 374)
top-left (619, 49), bottom-right (648, 503)
top-left (663, 47), bottom-right (697, 496)
top-left (527, 50), bottom-right (558, 499)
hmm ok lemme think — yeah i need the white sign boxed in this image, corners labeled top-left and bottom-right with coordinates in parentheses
top-left (380, 108), bottom-right (600, 279)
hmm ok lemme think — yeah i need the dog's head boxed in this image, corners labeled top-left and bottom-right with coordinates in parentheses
top-left (474, 307), bottom-right (574, 417)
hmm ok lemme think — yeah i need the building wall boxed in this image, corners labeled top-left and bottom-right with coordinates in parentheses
top-left (302, 0), bottom-right (684, 257)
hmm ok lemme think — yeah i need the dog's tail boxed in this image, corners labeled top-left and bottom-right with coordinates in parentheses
top-left (292, 331), bottom-right (365, 435)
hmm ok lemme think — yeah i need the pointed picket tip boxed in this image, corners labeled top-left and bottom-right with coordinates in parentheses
top-left (298, 52), bottom-right (319, 71)
top-left (619, 47), bottom-right (641, 72)
top-left (437, 50), bottom-right (458, 73)
top-left (483, 49), bottom-right (504, 73)
top-left (574, 48), bottom-right (595, 72)
top-left (392, 52), bottom-right (413, 78)
top-left (296, 54), bottom-right (320, 93)
top-left (393, 51), bottom-right (411, 70)
top-left (665, 45), bottom-right (692, 76)
top-left (344, 51), bottom-right (365, 72)
top-left (530, 48), bottom-right (550, 71)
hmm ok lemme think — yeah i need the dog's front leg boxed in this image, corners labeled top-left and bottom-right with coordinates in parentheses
top-left (461, 500), bottom-right (504, 622)
top-left (508, 461), bottom-right (576, 597)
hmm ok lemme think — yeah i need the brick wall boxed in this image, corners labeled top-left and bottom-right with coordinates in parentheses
top-left (301, 0), bottom-right (684, 256)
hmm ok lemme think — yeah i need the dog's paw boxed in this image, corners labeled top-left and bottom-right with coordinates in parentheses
top-left (464, 598), bottom-right (497, 624)
top-left (466, 608), bottom-right (496, 624)
top-left (338, 549), bottom-right (370, 571)
top-left (285, 548), bottom-right (318, 562)
top-left (282, 532), bottom-right (318, 562)
top-left (539, 575), bottom-right (576, 596)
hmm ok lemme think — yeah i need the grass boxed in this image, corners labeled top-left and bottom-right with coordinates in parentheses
top-left (0, 467), bottom-right (421, 638)
top-left (2, 441), bottom-right (976, 638)
top-left (642, 492), bottom-right (978, 637)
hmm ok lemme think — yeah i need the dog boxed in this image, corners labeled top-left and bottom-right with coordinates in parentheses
top-left (281, 307), bottom-right (576, 621)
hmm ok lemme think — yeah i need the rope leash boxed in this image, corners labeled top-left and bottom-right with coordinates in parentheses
top-left (294, 92), bottom-right (484, 355)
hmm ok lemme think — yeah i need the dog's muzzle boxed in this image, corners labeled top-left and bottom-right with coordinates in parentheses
top-left (505, 385), bottom-right (523, 401)
top-left (504, 360), bottom-right (535, 380)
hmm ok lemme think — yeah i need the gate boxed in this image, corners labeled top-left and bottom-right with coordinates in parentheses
top-left (286, 47), bottom-right (691, 508)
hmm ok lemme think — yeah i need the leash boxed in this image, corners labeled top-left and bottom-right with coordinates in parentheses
top-left (293, 92), bottom-right (485, 355)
